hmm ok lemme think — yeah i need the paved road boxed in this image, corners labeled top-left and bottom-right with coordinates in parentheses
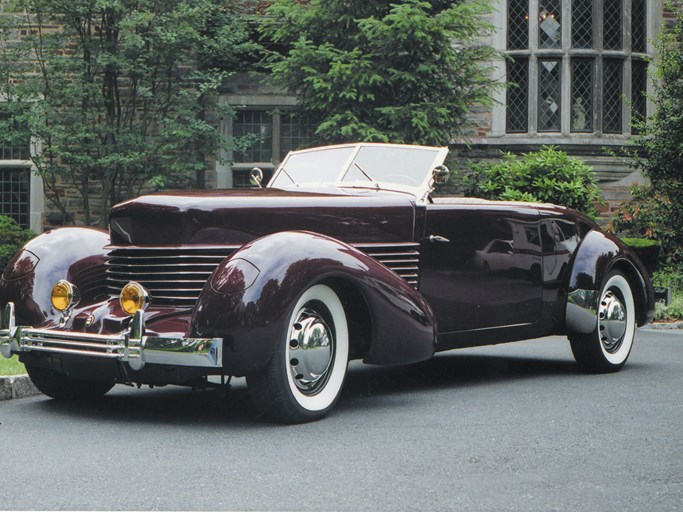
top-left (1, 330), bottom-right (682, 511)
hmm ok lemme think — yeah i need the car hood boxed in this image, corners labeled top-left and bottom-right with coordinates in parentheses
top-left (108, 187), bottom-right (417, 246)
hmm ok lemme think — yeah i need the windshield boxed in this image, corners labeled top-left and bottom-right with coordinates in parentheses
top-left (268, 143), bottom-right (446, 193)
top-left (269, 147), bottom-right (355, 187)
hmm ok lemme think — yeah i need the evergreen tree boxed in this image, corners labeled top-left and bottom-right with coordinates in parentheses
top-left (262, 0), bottom-right (499, 146)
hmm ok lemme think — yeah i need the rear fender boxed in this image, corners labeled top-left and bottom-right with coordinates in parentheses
top-left (565, 230), bottom-right (654, 334)
top-left (191, 231), bottom-right (436, 376)
top-left (0, 228), bottom-right (109, 326)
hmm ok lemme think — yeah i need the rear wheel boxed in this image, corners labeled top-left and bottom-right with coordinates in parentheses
top-left (26, 365), bottom-right (114, 399)
top-left (248, 284), bottom-right (349, 423)
top-left (569, 271), bottom-right (636, 373)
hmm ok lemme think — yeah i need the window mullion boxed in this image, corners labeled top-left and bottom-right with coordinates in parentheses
top-left (595, 57), bottom-right (603, 134)
top-left (272, 108), bottom-right (282, 166)
top-left (623, 0), bottom-right (632, 133)
top-left (561, 58), bottom-right (571, 135)
top-left (624, 0), bottom-right (632, 52)
top-left (623, 59), bottom-right (632, 133)
top-left (530, 1), bottom-right (540, 51)
top-left (529, 1), bottom-right (539, 134)
top-left (529, 57), bottom-right (539, 134)
top-left (595, 0), bottom-right (604, 51)
top-left (594, 0), bottom-right (604, 133)
top-left (561, 0), bottom-right (571, 135)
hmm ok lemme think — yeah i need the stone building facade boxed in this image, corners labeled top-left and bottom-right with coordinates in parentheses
top-left (216, 0), bottom-right (669, 220)
top-left (0, 0), bottom-right (674, 230)
top-left (455, 0), bottom-right (665, 219)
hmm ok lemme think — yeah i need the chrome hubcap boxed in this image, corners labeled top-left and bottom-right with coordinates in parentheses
top-left (598, 290), bottom-right (627, 353)
top-left (288, 306), bottom-right (334, 395)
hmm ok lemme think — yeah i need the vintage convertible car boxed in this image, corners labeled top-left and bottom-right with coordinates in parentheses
top-left (0, 143), bottom-right (654, 423)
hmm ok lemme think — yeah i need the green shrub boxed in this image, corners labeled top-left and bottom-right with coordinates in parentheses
top-left (652, 267), bottom-right (683, 321)
top-left (0, 215), bottom-right (35, 272)
top-left (462, 146), bottom-right (604, 219)
top-left (654, 299), bottom-right (683, 322)
top-left (610, 184), bottom-right (682, 264)
top-left (621, 237), bottom-right (661, 274)
top-left (652, 267), bottom-right (683, 292)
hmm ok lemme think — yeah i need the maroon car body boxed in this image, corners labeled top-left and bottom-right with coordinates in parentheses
top-left (0, 143), bottom-right (654, 423)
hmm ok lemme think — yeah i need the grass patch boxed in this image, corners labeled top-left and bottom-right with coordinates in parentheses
top-left (0, 355), bottom-right (26, 376)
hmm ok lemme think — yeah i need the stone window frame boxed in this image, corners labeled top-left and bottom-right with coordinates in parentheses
top-left (217, 94), bottom-right (307, 188)
top-left (0, 99), bottom-right (44, 231)
top-left (489, 0), bottom-right (661, 145)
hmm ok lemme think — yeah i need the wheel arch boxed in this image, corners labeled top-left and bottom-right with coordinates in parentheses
top-left (565, 229), bottom-right (654, 334)
top-left (191, 230), bottom-right (437, 376)
top-left (0, 227), bottom-right (110, 325)
top-left (607, 258), bottom-right (652, 328)
top-left (317, 276), bottom-right (373, 362)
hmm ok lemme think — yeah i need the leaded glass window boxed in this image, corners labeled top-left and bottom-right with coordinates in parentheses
top-left (507, 59), bottom-right (529, 133)
top-left (571, 59), bottom-right (593, 132)
top-left (539, 0), bottom-right (561, 49)
top-left (631, 60), bottom-right (648, 134)
top-left (280, 112), bottom-right (310, 159)
top-left (538, 60), bottom-right (561, 132)
top-left (233, 110), bottom-right (273, 163)
top-left (572, 0), bottom-right (593, 49)
top-left (229, 109), bottom-right (312, 188)
top-left (603, 0), bottom-right (623, 50)
top-left (0, 167), bottom-right (29, 228)
top-left (505, 0), bottom-right (649, 135)
top-left (603, 59), bottom-right (623, 133)
top-left (0, 112), bottom-right (30, 161)
top-left (508, 0), bottom-right (529, 50)
top-left (632, 0), bottom-right (647, 53)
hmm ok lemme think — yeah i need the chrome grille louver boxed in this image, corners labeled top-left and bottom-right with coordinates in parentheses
top-left (354, 243), bottom-right (421, 286)
top-left (105, 242), bottom-right (421, 307)
top-left (106, 246), bottom-right (239, 307)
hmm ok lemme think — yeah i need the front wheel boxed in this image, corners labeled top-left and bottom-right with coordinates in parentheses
top-left (26, 365), bottom-right (115, 399)
top-left (569, 271), bottom-right (636, 373)
top-left (247, 284), bottom-right (349, 424)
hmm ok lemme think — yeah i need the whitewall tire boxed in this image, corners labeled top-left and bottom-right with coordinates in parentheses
top-left (248, 284), bottom-right (349, 423)
top-left (569, 271), bottom-right (636, 373)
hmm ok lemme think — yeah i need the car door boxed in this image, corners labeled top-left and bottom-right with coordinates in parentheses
top-left (418, 201), bottom-right (543, 333)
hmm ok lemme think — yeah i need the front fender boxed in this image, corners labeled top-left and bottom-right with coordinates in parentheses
top-left (565, 229), bottom-right (654, 334)
top-left (0, 227), bottom-right (110, 326)
top-left (192, 231), bottom-right (437, 376)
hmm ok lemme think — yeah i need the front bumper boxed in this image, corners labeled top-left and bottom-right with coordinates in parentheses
top-left (0, 303), bottom-right (222, 371)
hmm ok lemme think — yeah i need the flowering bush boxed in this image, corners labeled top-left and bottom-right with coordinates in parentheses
top-left (610, 186), bottom-right (682, 264)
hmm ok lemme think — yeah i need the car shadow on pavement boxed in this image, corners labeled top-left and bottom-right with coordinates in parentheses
top-left (341, 352), bottom-right (579, 399)
top-left (24, 351), bottom-right (587, 426)
top-left (34, 381), bottom-right (262, 427)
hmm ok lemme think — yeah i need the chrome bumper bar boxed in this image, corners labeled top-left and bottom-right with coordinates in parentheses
top-left (0, 303), bottom-right (222, 371)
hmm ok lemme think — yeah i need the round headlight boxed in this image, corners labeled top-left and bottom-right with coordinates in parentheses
top-left (119, 282), bottom-right (150, 315)
top-left (51, 280), bottom-right (80, 312)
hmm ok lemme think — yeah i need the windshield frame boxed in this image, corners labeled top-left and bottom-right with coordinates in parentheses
top-left (267, 143), bottom-right (449, 199)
